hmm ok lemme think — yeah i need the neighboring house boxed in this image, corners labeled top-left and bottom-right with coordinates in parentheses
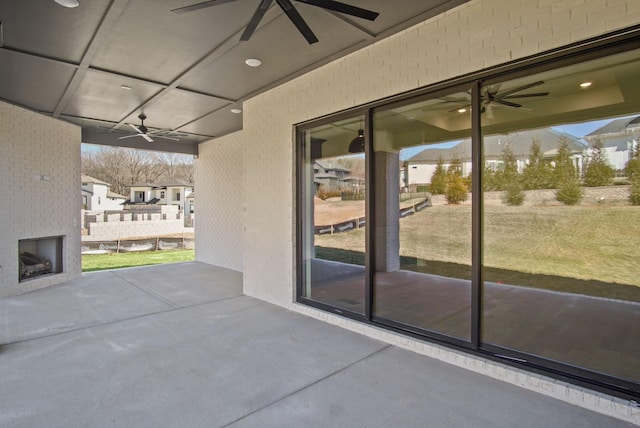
top-left (313, 160), bottom-right (363, 193)
top-left (81, 175), bottom-right (126, 211)
top-left (404, 128), bottom-right (585, 187)
top-left (126, 180), bottom-right (194, 213)
top-left (584, 115), bottom-right (640, 172)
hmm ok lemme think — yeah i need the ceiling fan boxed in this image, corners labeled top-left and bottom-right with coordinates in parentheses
top-left (434, 81), bottom-right (550, 118)
top-left (118, 114), bottom-right (184, 143)
top-left (171, 0), bottom-right (379, 44)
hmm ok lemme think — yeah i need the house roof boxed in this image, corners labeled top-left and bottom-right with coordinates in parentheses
top-left (315, 160), bottom-right (351, 173)
top-left (585, 116), bottom-right (640, 137)
top-left (107, 191), bottom-right (127, 199)
top-left (127, 180), bottom-right (194, 188)
top-left (407, 128), bottom-right (585, 163)
top-left (81, 175), bottom-right (110, 186)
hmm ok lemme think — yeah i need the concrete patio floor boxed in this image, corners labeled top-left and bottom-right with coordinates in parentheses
top-left (0, 262), bottom-right (635, 427)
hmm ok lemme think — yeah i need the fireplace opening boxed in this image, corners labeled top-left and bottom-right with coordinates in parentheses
top-left (18, 236), bottom-right (63, 282)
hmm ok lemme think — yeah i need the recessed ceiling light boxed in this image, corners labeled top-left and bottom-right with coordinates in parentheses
top-left (120, 85), bottom-right (132, 90)
top-left (245, 58), bottom-right (262, 67)
top-left (580, 81), bottom-right (592, 88)
top-left (54, 0), bottom-right (80, 8)
top-left (457, 108), bottom-right (467, 113)
top-left (231, 108), bottom-right (242, 114)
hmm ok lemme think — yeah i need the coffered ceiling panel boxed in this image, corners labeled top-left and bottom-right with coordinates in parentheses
top-left (62, 70), bottom-right (164, 122)
top-left (0, 50), bottom-right (75, 113)
top-left (180, 5), bottom-right (367, 100)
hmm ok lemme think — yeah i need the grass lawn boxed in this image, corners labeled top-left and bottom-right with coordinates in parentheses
top-left (315, 203), bottom-right (640, 301)
top-left (82, 250), bottom-right (195, 272)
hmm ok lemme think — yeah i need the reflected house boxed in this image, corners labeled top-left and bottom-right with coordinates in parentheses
top-left (584, 115), bottom-right (640, 172)
top-left (313, 160), bottom-right (363, 194)
top-left (404, 128), bottom-right (585, 188)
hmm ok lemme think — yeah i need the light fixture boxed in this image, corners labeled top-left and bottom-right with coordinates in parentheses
top-left (457, 108), bottom-right (467, 113)
top-left (230, 108), bottom-right (242, 114)
top-left (54, 0), bottom-right (79, 8)
top-left (120, 85), bottom-right (132, 90)
top-left (580, 81), bottom-right (593, 88)
top-left (348, 129), bottom-right (365, 153)
top-left (245, 58), bottom-right (262, 67)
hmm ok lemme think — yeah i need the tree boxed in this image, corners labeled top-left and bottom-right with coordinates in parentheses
top-left (626, 142), bottom-right (640, 205)
top-left (582, 138), bottom-right (614, 187)
top-left (430, 156), bottom-right (447, 194)
top-left (553, 137), bottom-right (583, 205)
top-left (81, 147), bottom-right (195, 196)
top-left (522, 138), bottom-right (552, 190)
top-left (500, 145), bottom-right (525, 206)
top-left (444, 156), bottom-right (469, 204)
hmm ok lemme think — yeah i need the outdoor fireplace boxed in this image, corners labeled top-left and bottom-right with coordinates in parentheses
top-left (18, 236), bottom-right (63, 282)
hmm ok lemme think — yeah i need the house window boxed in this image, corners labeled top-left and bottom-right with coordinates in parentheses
top-left (160, 191), bottom-right (165, 199)
top-left (296, 36), bottom-right (640, 396)
top-left (176, 192), bottom-right (181, 201)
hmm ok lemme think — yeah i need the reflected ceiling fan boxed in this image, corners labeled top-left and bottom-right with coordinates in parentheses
top-left (435, 81), bottom-right (549, 118)
top-left (119, 114), bottom-right (185, 143)
top-left (171, 0), bottom-right (379, 44)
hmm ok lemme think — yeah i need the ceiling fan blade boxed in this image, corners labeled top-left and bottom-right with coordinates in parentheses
top-left (127, 123), bottom-right (143, 134)
top-left (118, 134), bottom-right (142, 140)
top-left (495, 80), bottom-right (545, 98)
top-left (155, 135), bottom-right (181, 141)
top-left (297, 0), bottom-right (379, 21)
top-left (171, 0), bottom-right (237, 14)
top-left (141, 134), bottom-right (154, 143)
top-left (240, 0), bottom-right (272, 41)
top-left (494, 99), bottom-right (522, 108)
top-left (276, 0), bottom-right (318, 44)
top-left (503, 92), bottom-right (550, 99)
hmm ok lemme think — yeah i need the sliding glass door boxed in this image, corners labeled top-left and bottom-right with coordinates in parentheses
top-left (296, 36), bottom-right (640, 395)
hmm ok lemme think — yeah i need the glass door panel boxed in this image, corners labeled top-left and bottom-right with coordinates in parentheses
top-left (481, 48), bottom-right (640, 382)
top-left (299, 115), bottom-right (367, 314)
top-left (372, 91), bottom-right (473, 340)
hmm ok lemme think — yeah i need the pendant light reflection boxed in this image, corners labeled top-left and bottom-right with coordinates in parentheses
top-left (348, 129), bottom-right (365, 153)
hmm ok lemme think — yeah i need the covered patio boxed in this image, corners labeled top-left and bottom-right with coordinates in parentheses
top-left (0, 262), bottom-right (631, 427)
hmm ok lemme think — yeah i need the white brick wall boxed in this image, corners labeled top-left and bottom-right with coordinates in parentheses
top-left (196, 0), bottom-right (640, 420)
top-left (241, 0), bottom-right (640, 308)
top-left (195, 131), bottom-right (243, 272)
top-left (0, 101), bottom-right (82, 297)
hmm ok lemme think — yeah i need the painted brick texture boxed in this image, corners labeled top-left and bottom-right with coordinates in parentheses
top-left (195, 131), bottom-right (243, 272)
top-left (240, 0), bottom-right (640, 306)
top-left (0, 101), bottom-right (82, 297)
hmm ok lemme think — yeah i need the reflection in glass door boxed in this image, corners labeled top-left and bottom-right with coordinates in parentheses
top-left (298, 115), bottom-right (367, 314)
top-left (480, 48), bottom-right (640, 382)
top-left (372, 91), bottom-right (473, 340)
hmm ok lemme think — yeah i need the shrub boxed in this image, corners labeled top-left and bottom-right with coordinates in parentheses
top-left (430, 157), bottom-right (447, 194)
top-left (555, 180), bottom-right (583, 205)
top-left (583, 139), bottom-right (614, 187)
top-left (416, 185), bottom-right (430, 193)
top-left (445, 174), bottom-right (469, 204)
top-left (503, 182), bottom-right (525, 206)
top-left (316, 190), bottom-right (341, 200)
top-left (630, 178), bottom-right (640, 206)
top-left (522, 138), bottom-right (553, 189)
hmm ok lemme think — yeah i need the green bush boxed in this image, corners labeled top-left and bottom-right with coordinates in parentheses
top-left (583, 139), bottom-right (614, 186)
top-left (630, 178), bottom-right (640, 206)
top-left (416, 185), bottom-right (430, 193)
top-left (503, 182), bottom-right (525, 206)
top-left (430, 157), bottom-right (447, 194)
top-left (555, 180), bottom-right (583, 205)
top-left (445, 174), bottom-right (469, 204)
